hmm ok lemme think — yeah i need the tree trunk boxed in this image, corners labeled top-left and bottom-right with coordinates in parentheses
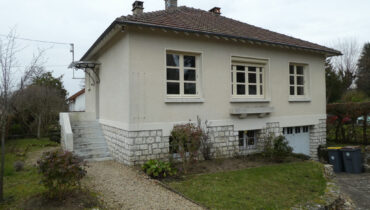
top-left (0, 123), bottom-right (5, 201)
top-left (37, 115), bottom-right (41, 139)
top-left (364, 114), bottom-right (368, 145)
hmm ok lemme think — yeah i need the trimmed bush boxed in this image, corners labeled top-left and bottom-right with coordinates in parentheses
top-left (37, 150), bottom-right (87, 199)
top-left (142, 160), bottom-right (177, 179)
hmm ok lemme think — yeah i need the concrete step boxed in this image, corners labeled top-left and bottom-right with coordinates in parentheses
top-left (85, 156), bottom-right (113, 162)
top-left (74, 147), bottom-right (110, 154)
top-left (71, 119), bottom-right (112, 161)
top-left (73, 137), bottom-right (106, 142)
top-left (73, 133), bottom-right (105, 139)
top-left (75, 152), bottom-right (111, 158)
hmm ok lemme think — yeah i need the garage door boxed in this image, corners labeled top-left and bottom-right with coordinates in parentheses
top-left (283, 126), bottom-right (310, 156)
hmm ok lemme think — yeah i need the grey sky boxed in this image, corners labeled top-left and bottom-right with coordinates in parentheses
top-left (1, 0), bottom-right (369, 96)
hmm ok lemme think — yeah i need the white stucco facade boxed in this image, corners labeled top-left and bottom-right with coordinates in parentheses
top-left (82, 26), bottom-right (328, 164)
top-left (68, 91), bottom-right (85, 112)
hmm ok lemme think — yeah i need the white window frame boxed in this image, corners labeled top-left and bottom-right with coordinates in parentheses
top-left (289, 63), bottom-right (309, 99)
top-left (239, 130), bottom-right (258, 149)
top-left (166, 51), bottom-right (200, 98)
top-left (231, 57), bottom-right (267, 99)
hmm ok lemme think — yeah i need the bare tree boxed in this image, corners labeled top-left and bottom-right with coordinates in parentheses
top-left (0, 30), bottom-right (18, 201)
top-left (14, 85), bottom-right (66, 139)
top-left (330, 38), bottom-right (361, 90)
top-left (0, 30), bottom-right (46, 201)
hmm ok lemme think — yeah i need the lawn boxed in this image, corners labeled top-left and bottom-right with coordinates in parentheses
top-left (0, 138), bottom-right (58, 209)
top-left (167, 161), bottom-right (326, 210)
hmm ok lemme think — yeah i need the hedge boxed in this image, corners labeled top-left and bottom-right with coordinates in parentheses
top-left (327, 102), bottom-right (370, 145)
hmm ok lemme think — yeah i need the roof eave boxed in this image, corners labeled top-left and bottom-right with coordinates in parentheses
top-left (119, 20), bottom-right (341, 56)
top-left (80, 19), bottom-right (341, 61)
top-left (80, 20), bottom-right (125, 61)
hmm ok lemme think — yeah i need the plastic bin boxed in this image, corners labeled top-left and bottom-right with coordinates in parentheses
top-left (341, 147), bottom-right (362, 174)
top-left (327, 147), bottom-right (344, 173)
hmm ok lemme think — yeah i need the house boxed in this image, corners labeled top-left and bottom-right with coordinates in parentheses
top-left (67, 89), bottom-right (85, 112)
top-left (63, 0), bottom-right (341, 165)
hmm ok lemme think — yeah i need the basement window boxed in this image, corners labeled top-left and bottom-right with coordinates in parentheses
top-left (239, 130), bottom-right (258, 149)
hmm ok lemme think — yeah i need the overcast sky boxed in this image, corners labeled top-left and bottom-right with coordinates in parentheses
top-left (1, 0), bottom-right (369, 96)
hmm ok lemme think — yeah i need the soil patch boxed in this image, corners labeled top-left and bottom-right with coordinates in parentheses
top-left (180, 154), bottom-right (306, 175)
top-left (21, 189), bottom-right (103, 210)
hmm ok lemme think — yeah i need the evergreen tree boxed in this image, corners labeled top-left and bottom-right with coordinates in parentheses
top-left (356, 43), bottom-right (370, 96)
top-left (326, 59), bottom-right (345, 103)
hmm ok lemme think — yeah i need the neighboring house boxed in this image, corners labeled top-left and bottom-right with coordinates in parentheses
top-left (67, 89), bottom-right (85, 112)
top-left (66, 0), bottom-right (341, 165)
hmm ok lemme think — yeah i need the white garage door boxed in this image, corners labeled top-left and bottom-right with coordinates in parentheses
top-left (283, 126), bottom-right (310, 156)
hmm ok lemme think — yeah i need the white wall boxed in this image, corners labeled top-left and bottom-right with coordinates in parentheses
top-left (87, 27), bottom-right (327, 134)
top-left (69, 93), bottom-right (85, 112)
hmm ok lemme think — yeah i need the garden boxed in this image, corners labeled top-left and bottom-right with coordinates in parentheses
top-left (0, 138), bottom-right (103, 210)
top-left (141, 119), bottom-right (329, 209)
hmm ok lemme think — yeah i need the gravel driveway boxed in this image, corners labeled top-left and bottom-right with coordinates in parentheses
top-left (83, 160), bottom-right (203, 210)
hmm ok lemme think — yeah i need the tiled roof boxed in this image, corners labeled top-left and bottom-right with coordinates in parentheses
top-left (67, 89), bottom-right (85, 101)
top-left (117, 6), bottom-right (340, 55)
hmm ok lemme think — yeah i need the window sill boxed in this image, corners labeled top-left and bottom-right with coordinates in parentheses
top-left (288, 98), bottom-right (311, 102)
top-left (165, 98), bottom-right (205, 103)
top-left (230, 98), bottom-right (270, 103)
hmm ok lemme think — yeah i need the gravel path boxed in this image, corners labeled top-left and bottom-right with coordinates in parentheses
top-left (83, 161), bottom-right (203, 210)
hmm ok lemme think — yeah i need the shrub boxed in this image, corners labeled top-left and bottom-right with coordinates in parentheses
top-left (317, 144), bottom-right (329, 163)
top-left (262, 134), bottom-right (293, 162)
top-left (170, 123), bottom-right (202, 174)
top-left (37, 150), bottom-right (87, 199)
top-left (197, 116), bottom-right (213, 160)
top-left (273, 135), bottom-right (293, 161)
top-left (142, 160), bottom-right (177, 179)
top-left (13, 160), bottom-right (24, 172)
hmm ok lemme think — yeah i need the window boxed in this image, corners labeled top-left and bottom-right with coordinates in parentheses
top-left (231, 64), bottom-right (264, 97)
top-left (287, 127), bottom-right (293, 134)
top-left (239, 130), bottom-right (257, 149)
top-left (289, 64), bottom-right (307, 97)
top-left (295, 127), bottom-right (301, 133)
top-left (166, 53), bottom-right (198, 97)
top-left (303, 126), bottom-right (309, 133)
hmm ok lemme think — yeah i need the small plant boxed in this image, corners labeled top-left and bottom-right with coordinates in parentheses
top-left (170, 122), bottom-right (202, 174)
top-left (142, 160), bottom-right (177, 179)
top-left (318, 144), bottom-right (329, 163)
top-left (197, 116), bottom-right (213, 160)
top-left (13, 160), bottom-right (25, 172)
top-left (37, 150), bottom-right (87, 199)
top-left (262, 134), bottom-right (293, 162)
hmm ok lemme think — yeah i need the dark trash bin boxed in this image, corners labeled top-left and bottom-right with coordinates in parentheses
top-left (327, 147), bottom-right (344, 173)
top-left (341, 147), bottom-right (362, 174)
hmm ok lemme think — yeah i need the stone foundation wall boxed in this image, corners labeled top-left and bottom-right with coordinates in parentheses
top-left (101, 120), bottom-right (325, 165)
top-left (101, 124), bottom-right (169, 165)
top-left (207, 125), bottom-right (239, 158)
top-left (309, 119), bottom-right (327, 160)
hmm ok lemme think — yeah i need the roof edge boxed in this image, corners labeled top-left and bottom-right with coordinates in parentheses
top-left (80, 20), bottom-right (341, 61)
top-left (120, 20), bottom-right (341, 56)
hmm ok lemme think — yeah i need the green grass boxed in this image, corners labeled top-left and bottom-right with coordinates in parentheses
top-left (167, 161), bottom-right (326, 210)
top-left (0, 138), bottom-right (58, 209)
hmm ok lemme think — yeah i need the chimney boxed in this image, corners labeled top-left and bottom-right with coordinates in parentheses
top-left (132, 1), bottom-right (144, 15)
top-left (209, 7), bottom-right (221, 15)
top-left (165, 0), bottom-right (177, 10)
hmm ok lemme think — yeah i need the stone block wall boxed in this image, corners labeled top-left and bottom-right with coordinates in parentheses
top-left (309, 119), bottom-right (327, 160)
top-left (101, 120), bottom-right (326, 165)
top-left (101, 124), bottom-right (169, 165)
top-left (207, 125), bottom-right (239, 158)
